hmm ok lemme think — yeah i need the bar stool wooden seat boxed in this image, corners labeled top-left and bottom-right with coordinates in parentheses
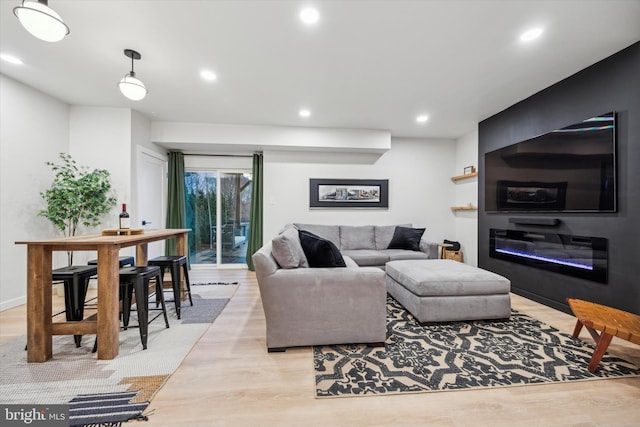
top-left (147, 256), bottom-right (193, 319)
top-left (118, 266), bottom-right (170, 350)
top-left (52, 265), bottom-right (98, 347)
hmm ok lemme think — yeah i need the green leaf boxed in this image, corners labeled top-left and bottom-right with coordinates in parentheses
top-left (40, 153), bottom-right (117, 239)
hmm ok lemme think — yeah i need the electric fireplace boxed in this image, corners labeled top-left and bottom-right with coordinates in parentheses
top-left (490, 229), bottom-right (608, 283)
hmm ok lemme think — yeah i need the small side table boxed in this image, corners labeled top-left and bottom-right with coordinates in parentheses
top-left (438, 243), bottom-right (453, 259)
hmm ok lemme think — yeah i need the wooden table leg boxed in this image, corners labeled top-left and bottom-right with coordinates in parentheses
top-left (26, 245), bottom-right (52, 362)
top-left (96, 245), bottom-right (120, 360)
top-left (175, 232), bottom-right (188, 297)
top-left (136, 243), bottom-right (148, 266)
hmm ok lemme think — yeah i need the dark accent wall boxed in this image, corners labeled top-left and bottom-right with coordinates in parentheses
top-left (478, 41), bottom-right (640, 315)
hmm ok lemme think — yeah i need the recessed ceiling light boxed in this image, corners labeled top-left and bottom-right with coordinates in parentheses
top-left (0, 53), bottom-right (24, 65)
top-left (200, 70), bottom-right (217, 81)
top-left (300, 8), bottom-right (320, 25)
top-left (299, 109), bottom-right (311, 118)
top-left (416, 114), bottom-right (429, 124)
top-left (520, 27), bottom-right (543, 42)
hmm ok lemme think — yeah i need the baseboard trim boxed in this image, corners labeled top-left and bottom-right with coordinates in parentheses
top-left (0, 295), bottom-right (26, 312)
top-left (511, 287), bottom-right (571, 315)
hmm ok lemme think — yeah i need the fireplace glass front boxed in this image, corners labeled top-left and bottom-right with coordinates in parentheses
top-left (490, 228), bottom-right (608, 283)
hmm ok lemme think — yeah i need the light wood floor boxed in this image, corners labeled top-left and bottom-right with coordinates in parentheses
top-left (2, 269), bottom-right (639, 426)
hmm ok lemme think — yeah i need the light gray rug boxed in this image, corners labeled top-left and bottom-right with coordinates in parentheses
top-left (0, 294), bottom-right (230, 405)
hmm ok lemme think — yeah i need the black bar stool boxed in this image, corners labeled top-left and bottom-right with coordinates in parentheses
top-left (147, 256), bottom-right (193, 319)
top-left (52, 265), bottom-right (98, 347)
top-left (85, 256), bottom-right (135, 310)
top-left (118, 265), bottom-right (170, 350)
top-left (88, 256), bottom-right (135, 268)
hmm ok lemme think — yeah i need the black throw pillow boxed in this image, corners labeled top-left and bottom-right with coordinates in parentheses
top-left (298, 230), bottom-right (347, 268)
top-left (387, 226), bottom-right (425, 251)
top-left (443, 239), bottom-right (461, 251)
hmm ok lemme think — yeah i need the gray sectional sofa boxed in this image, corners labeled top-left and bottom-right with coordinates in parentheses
top-left (252, 223), bottom-right (512, 352)
top-left (293, 223), bottom-right (439, 268)
top-left (251, 223), bottom-right (438, 351)
top-left (252, 241), bottom-right (387, 351)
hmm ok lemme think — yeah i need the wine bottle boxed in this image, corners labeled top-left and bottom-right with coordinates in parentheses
top-left (119, 203), bottom-right (130, 229)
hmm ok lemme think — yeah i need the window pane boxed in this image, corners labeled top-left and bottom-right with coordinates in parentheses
top-left (220, 172), bottom-right (252, 264)
top-left (185, 171), bottom-right (217, 264)
top-left (185, 169), bottom-right (252, 266)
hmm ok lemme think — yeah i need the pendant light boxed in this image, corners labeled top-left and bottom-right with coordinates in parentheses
top-left (13, 0), bottom-right (69, 42)
top-left (118, 49), bottom-right (148, 101)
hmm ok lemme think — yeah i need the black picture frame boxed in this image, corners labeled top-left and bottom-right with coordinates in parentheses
top-left (309, 179), bottom-right (389, 209)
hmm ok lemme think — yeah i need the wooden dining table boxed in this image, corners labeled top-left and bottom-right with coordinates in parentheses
top-left (15, 228), bottom-right (190, 362)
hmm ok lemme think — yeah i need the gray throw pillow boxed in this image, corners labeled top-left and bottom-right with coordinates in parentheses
top-left (271, 228), bottom-right (309, 269)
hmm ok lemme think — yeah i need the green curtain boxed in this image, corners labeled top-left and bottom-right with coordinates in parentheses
top-left (165, 151), bottom-right (187, 265)
top-left (245, 153), bottom-right (263, 271)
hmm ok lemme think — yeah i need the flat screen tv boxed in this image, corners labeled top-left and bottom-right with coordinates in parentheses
top-left (484, 112), bottom-right (616, 213)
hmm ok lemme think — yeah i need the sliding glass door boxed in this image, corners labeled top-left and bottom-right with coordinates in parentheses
top-left (185, 169), bottom-right (252, 266)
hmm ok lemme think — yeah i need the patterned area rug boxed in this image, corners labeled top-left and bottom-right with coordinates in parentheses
top-left (313, 297), bottom-right (640, 398)
top-left (68, 391), bottom-right (150, 427)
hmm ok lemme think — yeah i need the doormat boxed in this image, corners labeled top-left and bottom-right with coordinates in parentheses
top-left (69, 391), bottom-right (149, 427)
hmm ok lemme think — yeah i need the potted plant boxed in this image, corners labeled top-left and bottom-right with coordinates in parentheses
top-left (39, 153), bottom-right (117, 265)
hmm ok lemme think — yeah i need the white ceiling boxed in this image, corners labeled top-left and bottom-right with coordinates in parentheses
top-left (1, 0), bottom-right (639, 140)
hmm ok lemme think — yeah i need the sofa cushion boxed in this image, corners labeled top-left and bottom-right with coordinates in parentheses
top-left (341, 249), bottom-right (389, 267)
top-left (386, 260), bottom-right (511, 297)
top-left (374, 224), bottom-right (411, 250)
top-left (342, 255), bottom-right (359, 268)
top-left (298, 230), bottom-right (346, 268)
top-left (340, 225), bottom-right (375, 250)
top-left (295, 223), bottom-right (341, 248)
top-left (271, 228), bottom-right (309, 269)
top-left (387, 226), bottom-right (425, 251)
top-left (381, 249), bottom-right (430, 262)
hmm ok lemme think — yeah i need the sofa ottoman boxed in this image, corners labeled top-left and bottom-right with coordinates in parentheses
top-left (386, 259), bottom-right (511, 323)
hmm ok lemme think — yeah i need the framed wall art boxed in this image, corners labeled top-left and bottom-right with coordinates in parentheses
top-left (309, 179), bottom-right (389, 209)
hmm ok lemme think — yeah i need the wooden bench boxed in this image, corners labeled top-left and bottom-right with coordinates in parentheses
top-left (567, 298), bottom-right (640, 373)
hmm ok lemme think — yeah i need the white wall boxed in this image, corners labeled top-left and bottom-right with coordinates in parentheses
top-left (69, 106), bottom-right (132, 223)
top-left (68, 106), bottom-right (136, 263)
top-left (263, 137), bottom-right (457, 246)
top-left (152, 122), bottom-right (391, 154)
top-left (131, 109), bottom-right (164, 229)
top-left (0, 93), bottom-right (156, 310)
top-left (454, 128), bottom-right (479, 266)
top-left (0, 77), bottom-right (474, 310)
top-left (0, 75), bottom-right (70, 310)
top-left (150, 121), bottom-right (458, 247)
